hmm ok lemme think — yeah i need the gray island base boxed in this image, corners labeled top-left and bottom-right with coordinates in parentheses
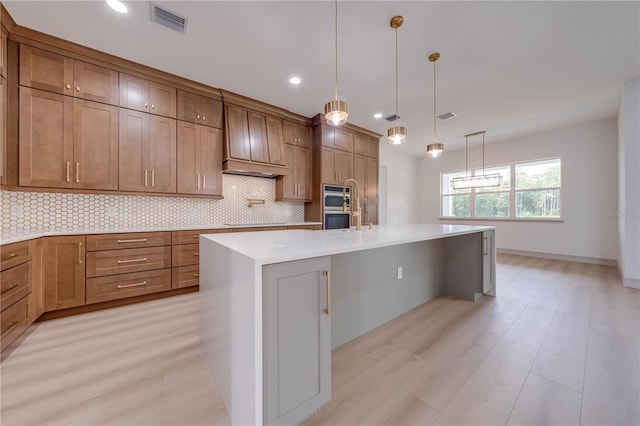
top-left (199, 224), bottom-right (496, 425)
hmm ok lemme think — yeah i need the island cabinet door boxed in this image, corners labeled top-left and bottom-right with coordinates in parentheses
top-left (263, 256), bottom-right (331, 426)
top-left (482, 230), bottom-right (496, 294)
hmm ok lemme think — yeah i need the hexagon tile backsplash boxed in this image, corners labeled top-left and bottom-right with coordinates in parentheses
top-left (1, 175), bottom-right (305, 232)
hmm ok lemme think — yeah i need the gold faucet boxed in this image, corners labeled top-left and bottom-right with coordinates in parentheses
top-left (342, 178), bottom-right (362, 230)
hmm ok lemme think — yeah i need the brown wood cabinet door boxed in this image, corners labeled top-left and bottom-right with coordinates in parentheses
top-left (297, 124), bottom-right (311, 148)
top-left (119, 73), bottom-right (149, 113)
top-left (353, 134), bottom-right (369, 156)
top-left (150, 81), bottom-right (176, 118)
top-left (334, 128), bottom-right (353, 152)
top-left (366, 156), bottom-right (378, 199)
top-left (283, 121), bottom-right (296, 145)
top-left (294, 145), bottom-right (310, 200)
top-left (335, 150), bottom-right (351, 183)
top-left (1, 29), bottom-right (6, 79)
top-left (363, 203), bottom-right (378, 225)
top-left (177, 120), bottom-right (199, 194)
top-left (73, 99), bottom-right (118, 190)
top-left (149, 115), bottom-right (177, 193)
top-left (353, 154), bottom-right (367, 199)
top-left (19, 45), bottom-right (73, 96)
top-left (225, 104), bottom-right (250, 160)
top-left (1, 76), bottom-right (5, 182)
top-left (247, 111), bottom-right (269, 163)
top-left (200, 126), bottom-right (223, 196)
top-left (73, 61), bottom-right (118, 105)
top-left (321, 147), bottom-right (337, 185)
top-left (177, 90), bottom-right (200, 124)
top-left (265, 116), bottom-right (286, 165)
top-left (279, 144), bottom-right (296, 199)
top-left (43, 236), bottom-right (85, 312)
top-left (19, 88), bottom-right (74, 188)
top-left (200, 96), bottom-right (223, 128)
top-left (119, 108), bottom-right (149, 192)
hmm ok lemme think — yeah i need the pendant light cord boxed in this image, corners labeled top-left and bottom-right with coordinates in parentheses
top-left (465, 135), bottom-right (469, 177)
top-left (433, 58), bottom-right (437, 142)
top-left (482, 132), bottom-right (486, 175)
top-left (395, 26), bottom-right (399, 126)
top-left (334, 0), bottom-right (338, 100)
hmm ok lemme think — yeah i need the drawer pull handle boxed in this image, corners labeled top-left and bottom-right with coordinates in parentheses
top-left (1, 284), bottom-right (19, 294)
top-left (117, 281), bottom-right (147, 289)
top-left (78, 242), bottom-right (82, 264)
top-left (66, 162), bottom-right (71, 182)
top-left (323, 270), bottom-right (331, 315)
top-left (1, 321), bottom-right (18, 336)
top-left (75, 163), bottom-right (80, 183)
top-left (483, 237), bottom-right (488, 256)
top-left (193, 252), bottom-right (199, 256)
top-left (192, 235), bottom-right (199, 238)
top-left (116, 239), bottom-right (148, 243)
top-left (117, 258), bottom-right (147, 264)
top-left (151, 170), bottom-right (155, 188)
top-left (193, 273), bottom-right (199, 278)
top-left (6, 253), bottom-right (18, 258)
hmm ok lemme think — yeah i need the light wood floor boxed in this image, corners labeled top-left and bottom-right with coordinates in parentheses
top-left (1, 254), bottom-right (638, 426)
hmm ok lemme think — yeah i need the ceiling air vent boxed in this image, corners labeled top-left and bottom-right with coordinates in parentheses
top-left (385, 114), bottom-right (400, 122)
top-left (151, 3), bottom-right (188, 34)
top-left (437, 111), bottom-right (457, 120)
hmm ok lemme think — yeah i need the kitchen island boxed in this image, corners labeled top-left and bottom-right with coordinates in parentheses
top-left (199, 224), bottom-right (496, 426)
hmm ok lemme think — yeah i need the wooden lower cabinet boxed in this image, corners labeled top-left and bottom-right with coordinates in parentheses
top-left (42, 236), bottom-right (86, 312)
top-left (1, 261), bottom-right (31, 309)
top-left (263, 256), bottom-right (331, 426)
top-left (1, 296), bottom-right (30, 351)
top-left (86, 268), bottom-right (171, 304)
top-left (86, 246), bottom-right (171, 277)
top-left (172, 265), bottom-right (199, 289)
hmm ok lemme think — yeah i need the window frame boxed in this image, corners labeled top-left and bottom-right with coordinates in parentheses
top-left (439, 157), bottom-right (563, 221)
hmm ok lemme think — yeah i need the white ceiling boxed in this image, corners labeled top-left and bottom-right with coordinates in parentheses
top-left (4, 1), bottom-right (639, 156)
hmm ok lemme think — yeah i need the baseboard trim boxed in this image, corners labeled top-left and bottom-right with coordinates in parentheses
top-left (496, 248), bottom-right (617, 267)
top-left (623, 277), bottom-right (640, 289)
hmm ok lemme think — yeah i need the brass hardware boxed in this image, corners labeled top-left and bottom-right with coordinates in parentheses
top-left (144, 102), bottom-right (148, 108)
top-left (197, 115), bottom-right (201, 119)
top-left (75, 163), bottom-right (80, 183)
top-left (390, 15), bottom-right (404, 28)
top-left (6, 253), bottom-right (18, 258)
top-left (429, 52), bottom-right (441, 62)
top-left (66, 84), bottom-right (71, 89)
top-left (76, 86), bottom-right (80, 92)
top-left (116, 238), bottom-right (147, 243)
top-left (1, 321), bottom-right (18, 335)
top-left (78, 242), bottom-right (82, 264)
top-left (202, 116), bottom-right (206, 121)
top-left (66, 162), bottom-right (71, 182)
top-left (117, 281), bottom-right (147, 289)
top-left (144, 169), bottom-right (148, 187)
top-left (484, 237), bottom-right (488, 256)
top-left (1, 284), bottom-right (19, 295)
top-left (323, 0), bottom-right (349, 126)
top-left (197, 174), bottom-right (200, 190)
top-left (203, 174), bottom-right (206, 190)
top-left (117, 257), bottom-right (147, 264)
top-left (368, 223), bottom-right (373, 229)
top-left (342, 178), bottom-right (362, 230)
top-left (151, 169), bottom-right (155, 188)
top-left (151, 104), bottom-right (155, 109)
top-left (323, 270), bottom-right (331, 315)
top-left (193, 252), bottom-right (199, 256)
top-left (193, 235), bottom-right (199, 238)
top-left (194, 273), bottom-right (199, 278)
top-left (247, 198), bottom-right (266, 208)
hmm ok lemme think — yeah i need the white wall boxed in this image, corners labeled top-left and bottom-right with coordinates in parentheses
top-left (417, 118), bottom-right (619, 263)
top-left (618, 77), bottom-right (640, 288)
top-left (379, 141), bottom-right (419, 224)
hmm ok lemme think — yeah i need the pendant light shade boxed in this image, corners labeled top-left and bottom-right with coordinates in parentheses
top-left (427, 52), bottom-right (444, 157)
top-left (387, 15), bottom-right (406, 145)
top-left (324, 0), bottom-right (348, 126)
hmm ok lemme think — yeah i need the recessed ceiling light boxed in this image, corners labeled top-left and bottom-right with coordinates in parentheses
top-left (107, 0), bottom-right (128, 13)
top-left (289, 76), bottom-right (301, 85)
top-left (374, 113), bottom-right (383, 119)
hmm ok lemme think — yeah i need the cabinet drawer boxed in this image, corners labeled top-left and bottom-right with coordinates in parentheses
top-left (172, 243), bottom-right (199, 267)
top-left (1, 241), bottom-right (31, 271)
top-left (86, 268), bottom-right (172, 304)
top-left (172, 265), bottom-right (199, 289)
top-left (171, 229), bottom-right (229, 245)
top-left (1, 261), bottom-right (31, 311)
top-left (86, 246), bottom-right (171, 277)
top-left (86, 232), bottom-right (171, 251)
top-left (1, 296), bottom-right (30, 352)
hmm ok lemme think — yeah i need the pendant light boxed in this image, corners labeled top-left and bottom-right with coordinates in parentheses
top-left (427, 52), bottom-right (444, 157)
top-left (324, 0), bottom-right (349, 126)
top-left (452, 131), bottom-right (503, 189)
top-left (387, 15), bottom-right (407, 145)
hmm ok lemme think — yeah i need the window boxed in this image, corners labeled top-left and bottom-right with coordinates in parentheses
top-left (440, 158), bottom-right (561, 220)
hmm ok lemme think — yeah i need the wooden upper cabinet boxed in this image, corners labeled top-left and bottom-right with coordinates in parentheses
top-left (19, 87), bottom-right (118, 190)
top-left (353, 134), bottom-right (379, 158)
top-left (119, 73), bottom-right (176, 118)
top-left (74, 99), bottom-right (119, 190)
top-left (353, 154), bottom-right (378, 201)
top-left (321, 146), bottom-right (350, 185)
top-left (225, 104), bottom-right (251, 160)
top-left (19, 45), bottom-right (118, 105)
top-left (276, 144), bottom-right (310, 201)
top-left (283, 121), bottom-right (311, 147)
top-left (1, 77), bottom-right (5, 183)
top-left (119, 108), bottom-right (176, 193)
top-left (177, 121), bottom-right (222, 196)
top-left (265, 116), bottom-right (286, 166)
top-left (177, 90), bottom-right (222, 128)
top-left (1, 29), bottom-right (7, 78)
top-left (247, 111), bottom-right (269, 163)
top-left (320, 125), bottom-right (353, 152)
top-left (42, 235), bottom-right (86, 312)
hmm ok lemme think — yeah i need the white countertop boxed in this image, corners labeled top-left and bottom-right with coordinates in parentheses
top-left (0, 222), bottom-right (322, 245)
top-left (201, 223), bottom-right (494, 265)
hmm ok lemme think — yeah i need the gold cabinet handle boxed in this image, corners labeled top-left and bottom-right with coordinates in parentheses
top-left (196, 115), bottom-right (201, 120)
top-left (192, 235), bottom-right (199, 239)
top-left (193, 252), bottom-right (199, 256)
top-left (1, 321), bottom-right (18, 336)
top-left (144, 169), bottom-right (148, 187)
top-left (66, 162), bottom-right (71, 182)
top-left (193, 273), bottom-right (200, 278)
top-left (202, 116), bottom-right (206, 121)
top-left (196, 174), bottom-right (200, 190)
top-left (116, 238), bottom-right (147, 243)
top-left (483, 237), bottom-right (488, 256)
top-left (117, 281), bottom-right (147, 289)
top-left (75, 163), bottom-right (80, 183)
top-left (151, 170), bottom-right (155, 188)
top-left (78, 242), bottom-right (83, 264)
top-left (1, 284), bottom-right (19, 295)
top-left (66, 84), bottom-right (71, 89)
top-left (117, 257), bottom-right (147, 264)
top-left (151, 104), bottom-right (155, 110)
top-left (5, 253), bottom-right (18, 258)
top-left (202, 174), bottom-right (206, 190)
top-left (76, 86), bottom-right (80, 92)
top-left (323, 270), bottom-right (331, 315)
top-left (144, 102), bottom-right (148, 108)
